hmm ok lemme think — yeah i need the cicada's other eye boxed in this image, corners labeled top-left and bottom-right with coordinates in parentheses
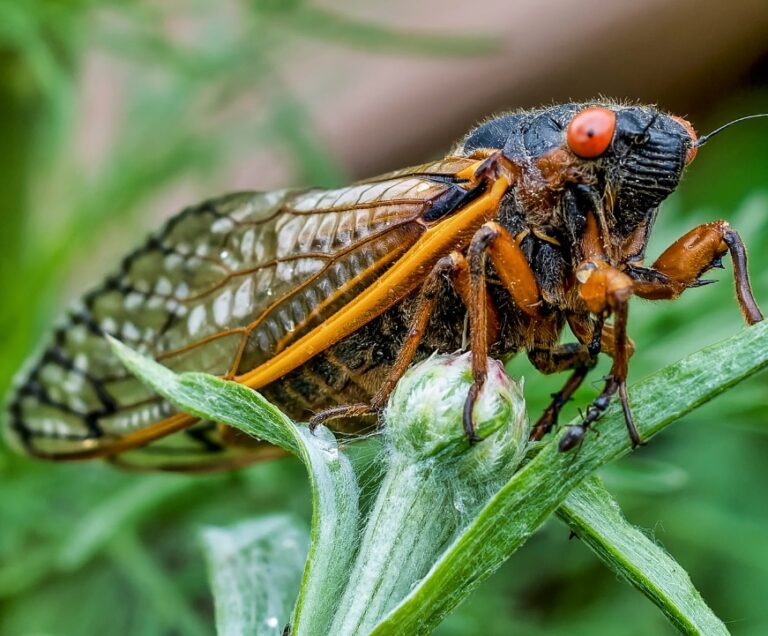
top-left (670, 114), bottom-right (698, 164)
top-left (567, 107), bottom-right (616, 158)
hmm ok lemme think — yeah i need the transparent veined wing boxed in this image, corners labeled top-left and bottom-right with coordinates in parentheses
top-left (6, 158), bottom-right (478, 469)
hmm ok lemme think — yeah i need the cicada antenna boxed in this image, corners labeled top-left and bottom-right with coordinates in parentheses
top-left (695, 113), bottom-right (768, 148)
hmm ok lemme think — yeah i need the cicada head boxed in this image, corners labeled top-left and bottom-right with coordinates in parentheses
top-left (460, 101), bottom-right (698, 246)
top-left (567, 104), bottom-right (697, 236)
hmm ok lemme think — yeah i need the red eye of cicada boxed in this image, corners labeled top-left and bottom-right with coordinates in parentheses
top-left (567, 107), bottom-right (616, 158)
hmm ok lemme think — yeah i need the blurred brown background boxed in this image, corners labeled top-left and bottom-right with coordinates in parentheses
top-left (293, 0), bottom-right (768, 178)
top-left (75, 0), bottom-right (768, 190)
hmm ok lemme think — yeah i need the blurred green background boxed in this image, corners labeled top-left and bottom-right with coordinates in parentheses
top-left (1, 1), bottom-right (767, 634)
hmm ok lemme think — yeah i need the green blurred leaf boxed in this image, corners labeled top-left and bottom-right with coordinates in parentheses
top-left (57, 475), bottom-right (197, 570)
top-left (600, 457), bottom-right (689, 495)
top-left (108, 531), bottom-right (209, 636)
top-left (269, 95), bottom-right (346, 187)
top-left (201, 516), bottom-right (309, 636)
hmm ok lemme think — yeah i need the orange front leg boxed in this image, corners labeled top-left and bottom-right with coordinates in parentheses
top-left (559, 261), bottom-right (640, 451)
top-left (630, 221), bottom-right (763, 324)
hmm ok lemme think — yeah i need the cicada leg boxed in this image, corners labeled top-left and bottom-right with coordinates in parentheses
top-left (560, 262), bottom-right (639, 452)
top-left (308, 251), bottom-right (500, 430)
top-left (529, 315), bottom-right (603, 441)
top-left (529, 317), bottom-right (637, 441)
top-left (628, 220), bottom-right (763, 324)
top-left (531, 365), bottom-right (593, 442)
top-left (464, 221), bottom-right (542, 442)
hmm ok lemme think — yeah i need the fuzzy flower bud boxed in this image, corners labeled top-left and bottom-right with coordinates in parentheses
top-left (384, 351), bottom-right (528, 465)
top-left (330, 353), bottom-right (529, 634)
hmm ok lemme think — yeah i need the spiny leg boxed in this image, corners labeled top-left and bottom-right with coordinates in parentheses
top-left (530, 314), bottom-right (638, 442)
top-left (560, 263), bottom-right (639, 452)
top-left (529, 315), bottom-right (604, 441)
top-left (464, 221), bottom-right (541, 442)
top-left (628, 220), bottom-right (763, 324)
top-left (560, 219), bottom-right (765, 450)
top-left (531, 365), bottom-right (593, 442)
top-left (561, 310), bottom-right (638, 451)
top-left (308, 403), bottom-right (374, 430)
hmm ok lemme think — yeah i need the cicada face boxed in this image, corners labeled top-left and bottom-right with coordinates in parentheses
top-left (461, 102), bottom-right (698, 240)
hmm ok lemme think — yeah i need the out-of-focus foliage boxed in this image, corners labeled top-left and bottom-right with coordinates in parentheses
top-left (0, 1), bottom-right (766, 634)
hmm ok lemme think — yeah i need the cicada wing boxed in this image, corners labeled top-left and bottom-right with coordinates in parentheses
top-left (6, 191), bottom-right (295, 462)
top-left (7, 158), bottom-right (477, 468)
top-left (105, 421), bottom-right (285, 473)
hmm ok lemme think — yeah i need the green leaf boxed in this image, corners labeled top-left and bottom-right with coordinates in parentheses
top-left (106, 336), bottom-right (298, 453)
top-left (371, 321), bottom-right (768, 634)
top-left (558, 476), bottom-right (728, 635)
top-left (108, 337), bottom-right (361, 635)
top-left (200, 516), bottom-right (309, 636)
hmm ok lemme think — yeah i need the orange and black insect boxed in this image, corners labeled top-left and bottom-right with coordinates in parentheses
top-left (5, 101), bottom-right (765, 470)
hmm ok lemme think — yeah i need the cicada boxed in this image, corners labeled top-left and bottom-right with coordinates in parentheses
top-left (6, 101), bottom-right (765, 470)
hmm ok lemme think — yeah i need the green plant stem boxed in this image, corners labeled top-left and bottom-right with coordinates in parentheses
top-left (330, 460), bottom-right (457, 634)
top-left (558, 476), bottom-right (728, 635)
